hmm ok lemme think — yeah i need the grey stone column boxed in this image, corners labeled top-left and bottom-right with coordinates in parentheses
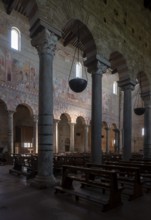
top-left (105, 127), bottom-right (110, 153)
top-left (142, 92), bottom-right (151, 159)
top-left (118, 79), bottom-right (135, 161)
top-left (33, 115), bottom-right (38, 154)
top-left (91, 56), bottom-right (110, 164)
top-left (8, 111), bottom-right (14, 154)
top-left (84, 125), bottom-right (89, 152)
top-left (69, 123), bottom-right (75, 152)
top-left (54, 119), bottom-right (59, 153)
top-left (31, 28), bottom-right (58, 188)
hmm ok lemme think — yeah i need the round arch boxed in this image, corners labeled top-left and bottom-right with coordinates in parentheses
top-left (62, 19), bottom-right (97, 73)
top-left (109, 51), bottom-right (129, 81)
top-left (75, 116), bottom-right (86, 153)
top-left (13, 104), bottom-right (35, 154)
top-left (58, 113), bottom-right (71, 153)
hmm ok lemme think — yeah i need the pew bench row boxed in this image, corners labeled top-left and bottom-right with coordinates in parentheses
top-left (55, 165), bottom-right (123, 212)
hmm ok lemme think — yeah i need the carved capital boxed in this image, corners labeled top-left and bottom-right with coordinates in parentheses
top-left (8, 110), bottom-right (15, 117)
top-left (95, 54), bottom-right (111, 75)
top-left (118, 78), bottom-right (135, 91)
top-left (31, 28), bottom-right (58, 56)
top-left (141, 92), bottom-right (151, 106)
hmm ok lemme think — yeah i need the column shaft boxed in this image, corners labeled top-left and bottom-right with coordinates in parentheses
top-left (54, 120), bottom-right (59, 153)
top-left (8, 111), bottom-right (14, 154)
top-left (105, 127), bottom-right (110, 153)
top-left (70, 123), bottom-right (75, 152)
top-left (142, 93), bottom-right (151, 159)
top-left (118, 79), bottom-right (135, 161)
top-left (91, 58), bottom-right (110, 164)
top-left (84, 125), bottom-right (89, 152)
top-left (31, 28), bottom-right (58, 188)
top-left (33, 115), bottom-right (38, 154)
top-left (91, 72), bottom-right (102, 163)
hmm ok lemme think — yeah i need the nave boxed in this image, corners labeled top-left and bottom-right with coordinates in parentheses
top-left (0, 158), bottom-right (151, 220)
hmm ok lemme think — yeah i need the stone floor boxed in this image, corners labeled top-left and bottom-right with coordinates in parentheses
top-left (0, 165), bottom-right (151, 220)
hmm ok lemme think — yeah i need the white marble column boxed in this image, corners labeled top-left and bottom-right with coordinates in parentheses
top-left (33, 115), bottom-right (38, 154)
top-left (53, 119), bottom-right (59, 153)
top-left (118, 79), bottom-right (135, 160)
top-left (91, 56), bottom-right (110, 164)
top-left (69, 123), bottom-right (75, 152)
top-left (31, 28), bottom-right (58, 188)
top-left (8, 111), bottom-right (14, 154)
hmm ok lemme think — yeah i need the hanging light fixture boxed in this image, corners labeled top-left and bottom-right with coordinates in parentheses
top-left (68, 23), bottom-right (88, 93)
top-left (134, 73), bottom-right (145, 115)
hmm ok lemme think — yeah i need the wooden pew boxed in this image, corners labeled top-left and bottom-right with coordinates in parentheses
top-left (9, 154), bottom-right (38, 179)
top-left (53, 154), bottom-right (90, 173)
top-left (55, 165), bottom-right (123, 212)
top-left (87, 163), bottom-right (143, 201)
top-left (105, 160), bottom-right (151, 192)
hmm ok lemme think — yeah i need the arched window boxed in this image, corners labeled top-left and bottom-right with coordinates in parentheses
top-left (113, 81), bottom-right (118, 95)
top-left (142, 128), bottom-right (144, 136)
top-left (76, 62), bottom-right (82, 78)
top-left (11, 27), bottom-right (21, 51)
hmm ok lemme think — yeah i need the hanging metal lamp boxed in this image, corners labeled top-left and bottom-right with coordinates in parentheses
top-left (134, 73), bottom-right (145, 116)
top-left (68, 24), bottom-right (88, 93)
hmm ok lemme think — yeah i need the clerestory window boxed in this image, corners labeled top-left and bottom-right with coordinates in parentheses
top-left (11, 27), bottom-right (21, 51)
top-left (113, 81), bottom-right (118, 95)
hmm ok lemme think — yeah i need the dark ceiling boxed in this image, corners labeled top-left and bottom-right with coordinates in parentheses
top-left (144, 0), bottom-right (151, 10)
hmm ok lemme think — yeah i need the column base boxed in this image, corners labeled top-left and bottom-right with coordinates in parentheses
top-left (30, 174), bottom-right (59, 189)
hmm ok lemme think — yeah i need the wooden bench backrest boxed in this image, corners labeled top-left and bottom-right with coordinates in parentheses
top-left (62, 165), bottom-right (119, 191)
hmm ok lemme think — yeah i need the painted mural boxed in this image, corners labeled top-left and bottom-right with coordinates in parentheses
top-left (0, 47), bottom-right (38, 93)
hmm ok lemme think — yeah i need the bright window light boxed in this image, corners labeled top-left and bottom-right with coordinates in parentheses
top-left (113, 81), bottom-right (118, 95)
top-left (76, 62), bottom-right (82, 78)
top-left (24, 143), bottom-right (33, 148)
top-left (142, 128), bottom-right (144, 136)
top-left (11, 27), bottom-right (21, 51)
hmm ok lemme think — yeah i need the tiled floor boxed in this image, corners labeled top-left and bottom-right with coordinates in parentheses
top-left (0, 165), bottom-right (151, 220)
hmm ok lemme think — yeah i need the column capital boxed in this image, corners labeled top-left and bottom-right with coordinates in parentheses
top-left (95, 54), bottom-right (111, 75)
top-left (118, 78), bottom-right (136, 91)
top-left (31, 28), bottom-right (58, 56)
top-left (105, 127), bottom-right (110, 131)
top-left (69, 122), bottom-right (75, 126)
top-left (113, 128), bottom-right (119, 132)
top-left (141, 91), bottom-right (151, 106)
top-left (8, 110), bottom-right (15, 114)
top-left (54, 119), bottom-right (60, 124)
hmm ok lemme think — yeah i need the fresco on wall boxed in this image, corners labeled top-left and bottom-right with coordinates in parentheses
top-left (0, 47), bottom-right (38, 93)
top-left (102, 91), bottom-right (112, 112)
top-left (0, 48), bottom-right (6, 81)
top-left (53, 75), bottom-right (91, 107)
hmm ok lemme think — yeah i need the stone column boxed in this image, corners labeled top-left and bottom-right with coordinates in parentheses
top-left (8, 111), bottom-right (14, 154)
top-left (54, 119), bottom-right (59, 153)
top-left (114, 128), bottom-right (120, 153)
top-left (33, 115), bottom-right (38, 154)
top-left (69, 123), bottom-right (75, 152)
top-left (118, 79), bottom-right (135, 160)
top-left (84, 125), bottom-right (89, 152)
top-left (31, 28), bottom-right (58, 188)
top-left (142, 92), bottom-right (151, 159)
top-left (91, 56), bottom-right (110, 164)
top-left (105, 127), bottom-right (110, 153)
